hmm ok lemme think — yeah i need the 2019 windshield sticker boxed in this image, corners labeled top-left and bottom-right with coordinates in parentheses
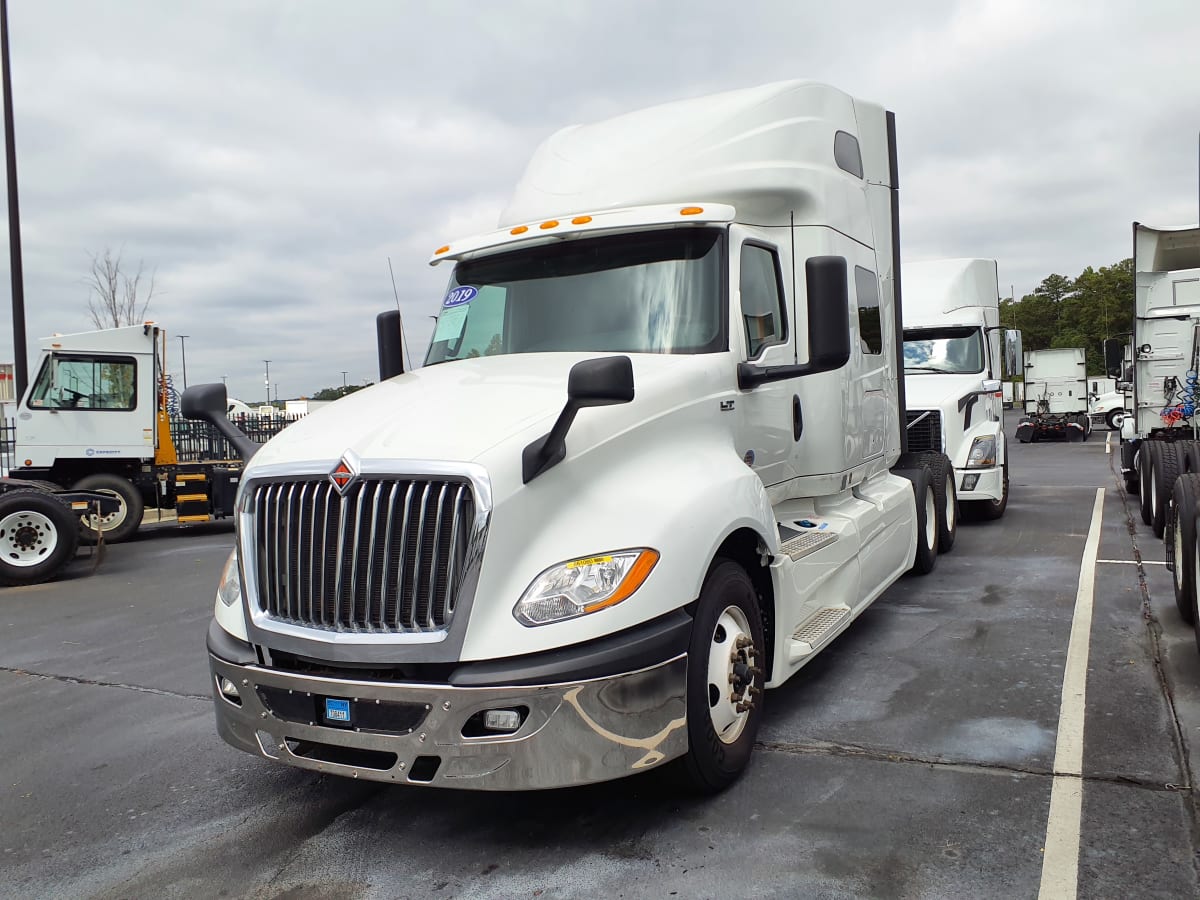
top-left (443, 286), bottom-right (478, 308)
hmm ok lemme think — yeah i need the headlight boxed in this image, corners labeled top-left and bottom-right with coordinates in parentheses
top-left (513, 549), bottom-right (659, 627)
top-left (216, 548), bottom-right (242, 608)
top-left (966, 435), bottom-right (997, 468)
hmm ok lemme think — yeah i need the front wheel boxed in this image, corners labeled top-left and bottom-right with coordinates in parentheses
top-left (1106, 409), bottom-right (1125, 431)
top-left (73, 473), bottom-right (144, 544)
top-left (921, 451), bottom-right (958, 552)
top-left (673, 559), bottom-right (765, 793)
top-left (0, 489), bottom-right (80, 586)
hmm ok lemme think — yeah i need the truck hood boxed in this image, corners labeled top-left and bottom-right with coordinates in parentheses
top-left (904, 372), bottom-right (989, 412)
top-left (247, 352), bottom-right (729, 476)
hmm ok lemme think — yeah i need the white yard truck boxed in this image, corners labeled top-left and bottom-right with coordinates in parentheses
top-left (1015, 347), bottom-right (1091, 442)
top-left (8, 324), bottom-right (243, 542)
top-left (190, 81), bottom-right (956, 792)
top-left (902, 258), bottom-right (1014, 524)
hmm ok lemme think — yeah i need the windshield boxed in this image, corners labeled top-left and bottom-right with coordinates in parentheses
top-left (903, 326), bottom-right (985, 375)
top-left (425, 229), bottom-right (725, 365)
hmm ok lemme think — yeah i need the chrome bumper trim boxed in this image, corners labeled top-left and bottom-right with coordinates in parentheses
top-left (209, 652), bottom-right (688, 790)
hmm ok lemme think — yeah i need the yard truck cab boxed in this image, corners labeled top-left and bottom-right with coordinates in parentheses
top-left (194, 81), bottom-right (954, 792)
top-left (1016, 347), bottom-right (1091, 442)
top-left (901, 258), bottom-right (1014, 521)
top-left (9, 324), bottom-right (242, 541)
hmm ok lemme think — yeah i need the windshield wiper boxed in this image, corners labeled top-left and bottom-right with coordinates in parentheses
top-left (904, 365), bottom-right (949, 373)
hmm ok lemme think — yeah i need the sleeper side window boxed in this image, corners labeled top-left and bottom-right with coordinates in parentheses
top-left (854, 266), bottom-right (883, 355)
top-left (740, 244), bottom-right (787, 358)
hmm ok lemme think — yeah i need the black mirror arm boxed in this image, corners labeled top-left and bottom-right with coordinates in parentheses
top-left (738, 360), bottom-right (837, 390)
top-left (522, 401), bottom-right (579, 483)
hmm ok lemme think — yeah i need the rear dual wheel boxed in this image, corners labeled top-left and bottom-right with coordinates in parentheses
top-left (1170, 474), bottom-right (1200, 625)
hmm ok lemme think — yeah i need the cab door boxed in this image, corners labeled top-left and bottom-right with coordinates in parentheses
top-left (732, 226), bottom-right (798, 487)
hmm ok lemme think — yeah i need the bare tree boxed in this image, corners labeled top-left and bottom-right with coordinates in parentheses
top-left (85, 248), bottom-right (157, 328)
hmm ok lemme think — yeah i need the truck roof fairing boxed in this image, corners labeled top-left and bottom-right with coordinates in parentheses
top-left (901, 258), bottom-right (1000, 322)
top-left (1134, 222), bottom-right (1200, 273)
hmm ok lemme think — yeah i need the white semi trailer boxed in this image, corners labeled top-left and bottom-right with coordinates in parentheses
top-left (1016, 347), bottom-right (1091, 442)
top-left (901, 258), bottom-right (1014, 526)
top-left (188, 81), bottom-right (955, 792)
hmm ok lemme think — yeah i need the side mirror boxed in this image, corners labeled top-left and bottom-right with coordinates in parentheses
top-left (1103, 338), bottom-right (1124, 379)
top-left (737, 256), bottom-right (850, 389)
top-left (981, 379), bottom-right (1001, 394)
top-left (804, 256), bottom-right (852, 373)
top-left (1003, 329), bottom-right (1023, 379)
top-left (181, 383), bottom-right (260, 461)
top-left (567, 355), bottom-right (635, 405)
top-left (377, 310), bottom-right (406, 381)
top-left (523, 357), bottom-right (635, 483)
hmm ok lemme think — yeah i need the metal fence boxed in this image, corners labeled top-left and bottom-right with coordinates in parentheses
top-left (0, 413), bottom-right (299, 473)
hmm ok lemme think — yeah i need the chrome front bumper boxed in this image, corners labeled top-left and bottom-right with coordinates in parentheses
top-left (209, 652), bottom-right (688, 790)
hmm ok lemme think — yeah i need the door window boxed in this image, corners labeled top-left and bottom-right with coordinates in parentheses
top-left (28, 355), bottom-right (137, 410)
top-left (854, 267), bottom-right (883, 355)
top-left (740, 244), bottom-right (787, 358)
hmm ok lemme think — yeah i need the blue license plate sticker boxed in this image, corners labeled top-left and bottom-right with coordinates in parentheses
top-left (324, 697), bottom-right (351, 723)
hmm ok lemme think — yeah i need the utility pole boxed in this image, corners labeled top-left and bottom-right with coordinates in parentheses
top-left (341, 370), bottom-right (348, 392)
top-left (1, 0), bottom-right (27, 396)
top-left (263, 360), bottom-right (270, 407)
top-left (177, 334), bottom-right (190, 388)
top-left (221, 374), bottom-right (227, 385)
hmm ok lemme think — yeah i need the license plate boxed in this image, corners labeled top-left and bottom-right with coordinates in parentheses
top-left (323, 697), bottom-right (351, 725)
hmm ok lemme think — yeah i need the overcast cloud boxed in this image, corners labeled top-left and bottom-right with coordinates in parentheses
top-left (0, 0), bottom-right (1197, 401)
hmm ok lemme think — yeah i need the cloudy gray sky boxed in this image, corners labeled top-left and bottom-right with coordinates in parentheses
top-left (1, 0), bottom-right (1197, 402)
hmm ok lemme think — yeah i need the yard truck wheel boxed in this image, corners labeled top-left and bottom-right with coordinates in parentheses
top-left (1152, 444), bottom-right (1182, 539)
top-left (1139, 443), bottom-right (1157, 526)
top-left (1170, 474), bottom-right (1200, 625)
top-left (920, 451), bottom-right (957, 553)
top-left (673, 559), bottom-right (765, 794)
top-left (73, 474), bottom-right (144, 544)
top-left (0, 489), bottom-right (80, 587)
top-left (1106, 409), bottom-right (1124, 431)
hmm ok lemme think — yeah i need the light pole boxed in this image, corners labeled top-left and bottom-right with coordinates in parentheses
top-left (263, 360), bottom-right (271, 407)
top-left (1, 0), bottom-right (28, 396)
top-left (341, 370), bottom-right (348, 394)
top-left (221, 375), bottom-right (227, 385)
top-left (177, 334), bottom-right (190, 388)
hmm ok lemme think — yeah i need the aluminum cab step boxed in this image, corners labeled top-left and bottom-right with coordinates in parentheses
top-left (789, 606), bottom-right (852, 660)
top-left (779, 530), bottom-right (839, 560)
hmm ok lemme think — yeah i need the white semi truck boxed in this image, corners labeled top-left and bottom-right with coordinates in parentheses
top-left (1015, 347), bottom-right (1091, 442)
top-left (901, 258), bottom-right (1014, 524)
top-left (190, 81), bottom-right (957, 792)
top-left (1111, 223), bottom-right (1200, 648)
top-left (8, 324), bottom-right (243, 541)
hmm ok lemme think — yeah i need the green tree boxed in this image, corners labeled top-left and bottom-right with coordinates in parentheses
top-left (310, 384), bottom-right (371, 401)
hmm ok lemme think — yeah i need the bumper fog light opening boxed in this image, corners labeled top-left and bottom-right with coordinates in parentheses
top-left (462, 706), bottom-right (530, 737)
top-left (217, 675), bottom-right (243, 705)
top-left (962, 474), bottom-right (980, 491)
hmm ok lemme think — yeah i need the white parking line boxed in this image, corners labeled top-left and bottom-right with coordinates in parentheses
top-left (1038, 487), bottom-right (1104, 900)
top-left (1106, 432), bottom-right (1111, 455)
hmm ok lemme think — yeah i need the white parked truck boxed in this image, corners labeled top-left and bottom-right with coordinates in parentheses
top-left (1016, 347), bottom-right (1091, 442)
top-left (901, 258), bottom-right (1014, 523)
top-left (8, 324), bottom-right (243, 541)
top-left (1112, 222), bottom-right (1200, 655)
top-left (190, 81), bottom-right (956, 792)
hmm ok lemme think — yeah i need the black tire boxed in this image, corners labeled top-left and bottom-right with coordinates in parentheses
top-left (72, 473), bottom-right (144, 544)
top-left (1181, 443), bottom-right (1200, 474)
top-left (1139, 442), bottom-right (1157, 526)
top-left (0, 489), bottom-right (80, 586)
top-left (1106, 409), bottom-right (1124, 431)
top-left (920, 451), bottom-right (958, 553)
top-left (1170, 474), bottom-right (1200, 625)
top-left (895, 465), bottom-right (938, 574)
top-left (673, 559), bottom-right (765, 793)
top-left (971, 454), bottom-right (1010, 522)
top-left (1152, 444), bottom-right (1183, 539)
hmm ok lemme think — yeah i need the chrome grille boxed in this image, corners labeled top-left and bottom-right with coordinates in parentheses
top-left (905, 409), bottom-right (942, 453)
top-left (251, 478), bottom-right (475, 633)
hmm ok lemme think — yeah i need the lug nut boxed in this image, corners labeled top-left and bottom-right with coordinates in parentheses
top-left (442, 701), bottom-right (451, 711)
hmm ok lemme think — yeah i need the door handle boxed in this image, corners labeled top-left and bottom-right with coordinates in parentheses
top-left (792, 395), bottom-right (803, 441)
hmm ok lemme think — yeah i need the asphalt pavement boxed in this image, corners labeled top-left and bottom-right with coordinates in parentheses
top-left (1, 418), bottom-right (1198, 899)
